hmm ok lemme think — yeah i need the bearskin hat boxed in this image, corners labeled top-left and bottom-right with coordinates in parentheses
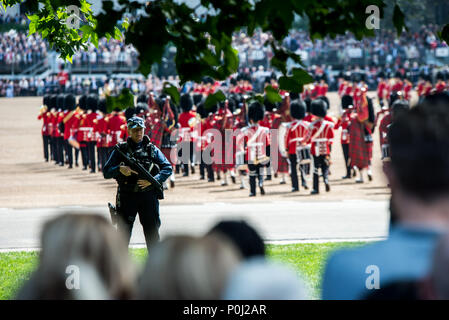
top-left (304, 97), bottom-right (312, 113)
top-left (78, 95), bottom-right (87, 110)
top-left (394, 71), bottom-right (403, 79)
top-left (49, 95), bottom-right (57, 109)
top-left (290, 99), bottom-right (306, 120)
top-left (436, 72), bottom-right (445, 81)
top-left (196, 101), bottom-right (207, 119)
top-left (341, 95), bottom-right (353, 110)
top-left (98, 98), bottom-right (107, 114)
top-left (316, 96), bottom-right (330, 110)
top-left (263, 96), bottom-right (277, 112)
top-left (290, 92), bottom-right (300, 100)
top-left (56, 94), bottom-right (65, 110)
top-left (86, 94), bottom-right (98, 111)
top-left (180, 93), bottom-right (193, 112)
top-left (311, 99), bottom-right (327, 118)
top-left (248, 101), bottom-right (265, 122)
top-left (124, 107), bottom-right (136, 121)
top-left (377, 71), bottom-right (386, 79)
top-left (391, 100), bottom-right (410, 119)
top-left (389, 91), bottom-right (402, 107)
top-left (43, 94), bottom-right (50, 107)
top-left (137, 94), bottom-right (148, 104)
top-left (193, 94), bottom-right (203, 106)
top-left (136, 102), bottom-right (148, 115)
top-left (64, 94), bottom-right (76, 111)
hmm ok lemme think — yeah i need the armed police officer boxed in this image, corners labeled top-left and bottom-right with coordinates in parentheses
top-left (103, 116), bottom-right (172, 251)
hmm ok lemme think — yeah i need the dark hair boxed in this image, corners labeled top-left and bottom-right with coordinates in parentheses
top-left (389, 101), bottom-right (449, 201)
top-left (207, 220), bottom-right (265, 259)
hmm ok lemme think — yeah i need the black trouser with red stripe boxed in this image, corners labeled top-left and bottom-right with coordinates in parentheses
top-left (312, 155), bottom-right (329, 192)
top-left (289, 154), bottom-right (307, 190)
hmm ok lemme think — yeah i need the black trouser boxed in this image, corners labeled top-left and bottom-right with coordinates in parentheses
top-left (42, 135), bottom-right (50, 161)
top-left (80, 142), bottom-right (89, 169)
top-left (289, 154), bottom-right (307, 190)
top-left (248, 163), bottom-right (264, 195)
top-left (87, 141), bottom-right (96, 172)
top-left (116, 190), bottom-right (161, 251)
top-left (50, 136), bottom-right (55, 161)
top-left (56, 137), bottom-right (65, 165)
top-left (178, 141), bottom-right (194, 175)
top-left (312, 155), bottom-right (329, 192)
top-left (198, 149), bottom-right (206, 178)
top-left (98, 147), bottom-right (109, 171)
top-left (75, 148), bottom-right (79, 165)
top-left (64, 139), bottom-right (73, 167)
top-left (342, 143), bottom-right (351, 177)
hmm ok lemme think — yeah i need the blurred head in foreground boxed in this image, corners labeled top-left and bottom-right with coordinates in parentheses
top-left (137, 234), bottom-right (241, 299)
top-left (207, 220), bottom-right (265, 259)
top-left (16, 213), bottom-right (136, 300)
top-left (223, 257), bottom-right (308, 300)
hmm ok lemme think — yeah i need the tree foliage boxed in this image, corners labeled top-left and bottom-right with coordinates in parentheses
top-left (1, 0), bottom-right (448, 101)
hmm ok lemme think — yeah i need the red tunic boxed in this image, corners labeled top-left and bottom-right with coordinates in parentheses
top-left (178, 110), bottom-right (197, 143)
top-left (335, 109), bottom-right (352, 145)
top-left (436, 81), bottom-right (447, 93)
top-left (38, 111), bottom-right (52, 136)
top-left (318, 83), bottom-right (328, 96)
top-left (286, 120), bottom-right (310, 155)
top-left (107, 113), bottom-right (127, 147)
top-left (305, 119), bottom-right (334, 156)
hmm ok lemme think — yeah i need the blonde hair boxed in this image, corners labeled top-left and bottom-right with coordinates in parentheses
top-left (16, 213), bottom-right (136, 300)
top-left (137, 234), bottom-right (241, 300)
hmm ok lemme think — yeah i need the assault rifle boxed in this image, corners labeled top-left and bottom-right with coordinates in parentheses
top-left (114, 145), bottom-right (164, 199)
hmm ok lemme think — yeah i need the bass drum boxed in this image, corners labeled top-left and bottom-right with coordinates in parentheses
top-left (278, 122), bottom-right (289, 158)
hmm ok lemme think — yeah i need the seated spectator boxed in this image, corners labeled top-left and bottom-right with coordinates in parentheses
top-left (137, 234), bottom-right (241, 300)
top-left (207, 220), bottom-right (265, 259)
top-left (16, 213), bottom-right (136, 300)
top-left (322, 99), bottom-right (449, 299)
top-left (223, 257), bottom-right (308, 300)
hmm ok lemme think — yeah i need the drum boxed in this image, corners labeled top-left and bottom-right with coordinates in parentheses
top-left (296, 145), bottom-right (311, 164)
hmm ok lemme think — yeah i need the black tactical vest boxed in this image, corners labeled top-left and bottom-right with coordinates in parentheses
top-left (116, 135), bottom-right (160, 192)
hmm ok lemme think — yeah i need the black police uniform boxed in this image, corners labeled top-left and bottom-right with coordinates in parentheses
top-left (103, 117), bottom-right (172, 251)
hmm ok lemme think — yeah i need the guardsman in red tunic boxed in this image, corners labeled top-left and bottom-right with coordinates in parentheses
top-left (377, 72), bottom-right (387, 107)
top-left (84, 95), bottom-right (99, 173)
top-left (54, 94), bottom-right (66, 166)
top-left (236, 101), bottom-right (270, 197)
top-left (335, 94), bottom-right (354, 179)
top-left (61, 94), bottom-right (77, 168)
top-left (304, 99), bottom-right (334, 194)
top-left (435, 72), bottom-right (447, 93)
top-left (47, 95), bottom-right (57, 162)
top-left (95, 98), bottom-right (110, 172)
top-left (37, 95), bottom-right (51, 162)
top-left (285, 99), bottom-right (310, 192)
top-left (318, 78), bottom-right (328, 97)
top-left (403, 77), bottom-right (413, 101)
top-left (203, 104), bottom-right (218, 182)
top-left (271, 93), bottom-right (292, 184)
top-left (379, 100), bottom-right (410, 162)
top-left (422, 76), bottom-right (433, 97)
top-left (177, 94), bottom-right (197, 176)
top-left (212, 99), bottom-right (234, 185)
top-left (76, 95), bottom-right (90, 170)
